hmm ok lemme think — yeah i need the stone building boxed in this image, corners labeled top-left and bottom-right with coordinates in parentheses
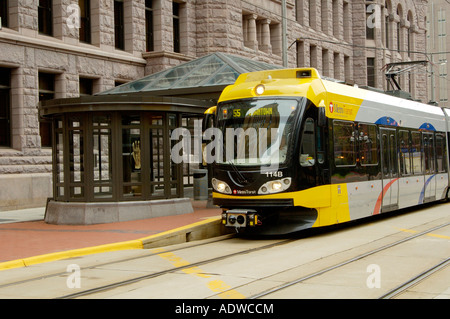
top-left (427, 0), bottom-right (449, 107)
top-left (0, 0), bottom-right (428, 210)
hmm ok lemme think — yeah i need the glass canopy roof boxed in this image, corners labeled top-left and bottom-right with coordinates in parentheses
top-left (98, 52), bottom-right (282, 95)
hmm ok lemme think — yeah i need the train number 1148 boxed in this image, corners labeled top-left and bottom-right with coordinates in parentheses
top-left (265, 171), bottom-right (283, 177)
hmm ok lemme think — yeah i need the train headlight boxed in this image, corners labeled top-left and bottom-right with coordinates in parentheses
top-left (258, 178), bottom-right (291, 194)
top-left (217, 182), bottom-right (227, 192)
top-left (212, 178), bottom-right (232, 194)
top-left (271, 181), bottom-right (282, 191)
top-left (255, 84), bottom-right (265, 95)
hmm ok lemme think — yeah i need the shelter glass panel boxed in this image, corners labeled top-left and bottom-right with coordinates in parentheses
top-left (55, 120), bottom-right (64, 198)
top-left (69, 116), bottom-right (84, 199)
top-left (122, 115), bottom-right (142, 198)
top-left (93, 115), bottom-right (113, 199)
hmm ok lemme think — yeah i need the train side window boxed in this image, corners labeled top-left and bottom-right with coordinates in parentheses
top-left (300, 118), bottom-right (316, 167)
top-left (436, 134), bottom-right (447, 173)
top-left (381, 133), bottom-right (389, 176)
top-left (358, 123), bottom-right (378, 165)
top-left (411, 131), bottom-right (422, 175)
top-left (333, 120), bottom-right (356, 166)
top-left (423, 133), bottom-right (435, 174)
top-left (399, 130), bottom-right (411, 175)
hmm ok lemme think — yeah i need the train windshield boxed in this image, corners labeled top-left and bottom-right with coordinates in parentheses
top-left (217, 98), bottom-right (302, 166)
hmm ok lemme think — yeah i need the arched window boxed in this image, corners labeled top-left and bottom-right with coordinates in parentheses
top-left (407, 11), bottom-right (413, 56)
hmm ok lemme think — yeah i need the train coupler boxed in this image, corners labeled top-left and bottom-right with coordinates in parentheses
top-left (221, 209), bottom-right (261, 230)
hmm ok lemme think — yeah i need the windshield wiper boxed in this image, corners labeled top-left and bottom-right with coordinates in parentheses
top-left (228, 161), bottom-right (248, 185)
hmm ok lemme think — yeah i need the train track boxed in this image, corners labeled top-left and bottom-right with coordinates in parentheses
top-left (379, 257), bottom-right (450, 299)
top-left (0, 234), bottom-right (297, 299)
top-left (57, 235), bottom-right (295, 299)
top-left (0, 216), bottom-right (448, 299)
top-left (248, 221), bottom-right (450, 299)
top-left (56, 220), bottom-right (450, 299)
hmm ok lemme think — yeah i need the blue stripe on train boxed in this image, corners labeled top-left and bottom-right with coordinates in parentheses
top-left (419, 174), bottom-right (436, 204)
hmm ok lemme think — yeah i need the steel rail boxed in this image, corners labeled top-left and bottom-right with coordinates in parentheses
top-left (379, 257), bottom-right (450, 299)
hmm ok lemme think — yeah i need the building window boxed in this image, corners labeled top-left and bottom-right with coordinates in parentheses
top-left (145, 0), bottom-right (154, 51)
top-left (173, 2), bottom-right (180, 53)
top-left (38, 0), bottom-right (53, 36)
top-left (385, 2), bottom-right (390, 49)
top-left (322, 49), bottom-right (329, 77)
top-left (396, 5), bottom-right (402, 51)
top-left (0, 0), bottom-right (8, 28)
top-left (367, 57), bottom-right (375, 87)
top-left (321, 0), bottom-right (327, 34)
top-left (39, 72), bottom-right (55, 148)
top-left (366, 4), bottom-right (375, 40)
top-left (269, 21), bottom-right (281, 55)
top-left (343, 1), bottom-right (350, 41)
top-left (407, 29), bottom-right (411, 56)
top-left (114, 0), bottom-right (125, 50)
top-left (332, 0), bottom-right (339, 38)
top-left (296, 40), bottom-right (305, 67)
top-left (79, 0), bottom-right (91, 43)
top-left (310, 45), bottom-right (317, 68)
top-left (0, 68), bottom-right (11, 147)
top-left (79, 78), bottom-right (93, 96)
top-left (115, 80), bottom-right (127, 87)
top-left (344, 55), bottom-right (351, 83)
top-left (407, 11), bottom-right (412, 57)
top-left (309, 0), bottom-right (315, 29)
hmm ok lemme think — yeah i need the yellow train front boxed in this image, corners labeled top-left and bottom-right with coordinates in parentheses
top-left (210, 68), bottom-right (450, 234)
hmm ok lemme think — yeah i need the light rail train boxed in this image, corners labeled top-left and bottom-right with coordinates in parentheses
top-left (208, 68), bottom-right (450, 234)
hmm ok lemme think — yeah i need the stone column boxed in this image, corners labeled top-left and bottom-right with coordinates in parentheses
top-left (260, 19), bottom-right (272, 54)
top-left (245, 14), bottom-right (258, 50)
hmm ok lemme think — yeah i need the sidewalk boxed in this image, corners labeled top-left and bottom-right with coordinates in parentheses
top-left (0, 202), bottom-right (222, 267)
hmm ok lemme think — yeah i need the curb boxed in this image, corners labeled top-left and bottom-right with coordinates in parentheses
top-left (0, 217), bottom-right (231, 271)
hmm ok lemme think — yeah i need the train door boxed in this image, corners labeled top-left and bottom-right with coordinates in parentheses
top-left (380, 128), bottom-right (399, 211)
top-left (423, 132), bottom-right (436, 202)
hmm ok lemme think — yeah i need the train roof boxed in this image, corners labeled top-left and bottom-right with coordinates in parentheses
top-left (218, 67), bottom-right (448, 132)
